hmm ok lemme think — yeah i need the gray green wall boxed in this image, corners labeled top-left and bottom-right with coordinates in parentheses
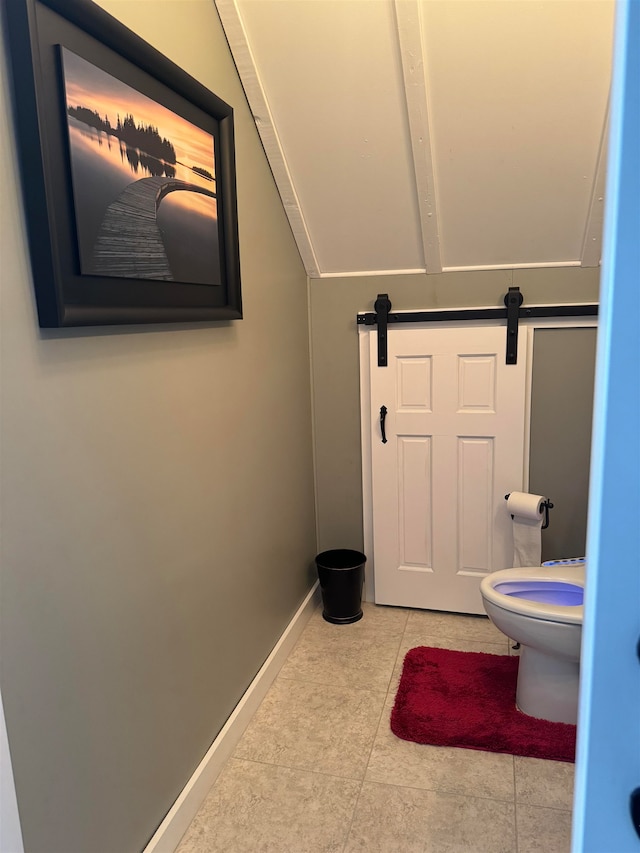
top-left (0, 3), bottom-right (316, 852)
top-left (530, 327), bottom-right (598, 561)
top-left (309, 268), bottom-right (600, 559)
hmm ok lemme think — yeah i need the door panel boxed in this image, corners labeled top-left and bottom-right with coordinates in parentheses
top-left (458, 437), bottom-right (494, 573)
top-left (398, 437), bottom-right (432, 567)
top-left (370, 324), bottom-right (526, 614)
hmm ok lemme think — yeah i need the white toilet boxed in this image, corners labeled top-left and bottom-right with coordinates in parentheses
top-left (480, 562), bottom-right (585, 724)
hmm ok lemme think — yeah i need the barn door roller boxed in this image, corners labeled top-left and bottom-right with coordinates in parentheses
top-left (504, 287), bottom-right (524, 365)
top-left (372, 293), bottom-right (391, 367)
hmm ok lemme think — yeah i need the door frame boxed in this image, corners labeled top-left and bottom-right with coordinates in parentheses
top-left (359, 312), bottom-right (598, 604)
top-left (572, 0), bottom-right (639, 846)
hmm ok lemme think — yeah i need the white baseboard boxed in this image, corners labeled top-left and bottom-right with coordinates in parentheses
top-left (143, 582), bottom-right (321, 853)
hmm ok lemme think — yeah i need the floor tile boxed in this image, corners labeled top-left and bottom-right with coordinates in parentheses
top-left (234, 677), bottom-right (386, 779)
top-left (367, 697), bottom-right (515, 802)
top-left (280, 615), bottom-right (403, 691)
top-left (174, 603), bottom-right (575, 852)
top-left (308, 600), bottom-right (409, 634)
top-left (176, 758), bottom-right (361, 853)
top-left (516, 803), bottom-right (572, 853)
top-left (515, 756), bottom-right (575, 810)
top-left (344, 781), bottom-right (516, 853)
top-left (405, 609), bottom-right (508, 644)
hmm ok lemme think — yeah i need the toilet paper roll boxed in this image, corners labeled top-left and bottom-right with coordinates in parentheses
top-left (507, 491), bottom-right (545, 521)
top-left (507, 492), bottom-right (546, 567)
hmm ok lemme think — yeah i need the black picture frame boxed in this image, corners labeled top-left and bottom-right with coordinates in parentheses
top-left (3, 0), bottom-right (242, 327)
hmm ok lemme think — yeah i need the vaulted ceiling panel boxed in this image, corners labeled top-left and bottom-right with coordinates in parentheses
top-left (228, 0), bottom-right (425, 275)
top-left (420, 0), bottom-right (614, 270)
top-left (216, 0), bottom-right (615, 278)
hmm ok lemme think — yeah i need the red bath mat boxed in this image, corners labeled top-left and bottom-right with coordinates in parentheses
top-left (391, 647), bottom-right (576, 762)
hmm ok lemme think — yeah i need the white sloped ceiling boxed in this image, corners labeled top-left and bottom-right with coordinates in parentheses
top-left (215, 0), bottom-right (614, 278)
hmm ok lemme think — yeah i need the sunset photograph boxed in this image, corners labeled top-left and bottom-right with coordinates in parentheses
top-left (61, 47), bottom-right (221, 286)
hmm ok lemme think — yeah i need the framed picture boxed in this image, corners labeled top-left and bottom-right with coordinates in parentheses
top-left (3, 0), bottom-right (242, 327)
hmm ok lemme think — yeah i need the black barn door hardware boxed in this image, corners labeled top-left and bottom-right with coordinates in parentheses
top-left (358, 293), bottom-right (598, 369)
top-left (379, 405), bottom-right (388, 443)
top-left (371, 293), bottom-right (392, 366)
top-left (505, 287), bottom-right (524, 364)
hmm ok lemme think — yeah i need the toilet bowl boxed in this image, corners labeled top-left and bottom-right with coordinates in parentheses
top-left (480, 564), bottom-right (584, 724)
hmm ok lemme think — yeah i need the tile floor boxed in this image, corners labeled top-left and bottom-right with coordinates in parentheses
top-left (176, 602), bottom-right (574, 853)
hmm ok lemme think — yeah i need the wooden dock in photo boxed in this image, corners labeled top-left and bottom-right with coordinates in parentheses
top-left (91, 176), bottom-right (216, 280)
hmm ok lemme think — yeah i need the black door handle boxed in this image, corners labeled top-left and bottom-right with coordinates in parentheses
top-left (630, 787), bottom-right (640, 839)
top-left (380, 405), bottom-right (388, 444)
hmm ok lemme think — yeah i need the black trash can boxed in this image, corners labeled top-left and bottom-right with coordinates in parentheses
top-left (315, 549), bottom-right (366, 624)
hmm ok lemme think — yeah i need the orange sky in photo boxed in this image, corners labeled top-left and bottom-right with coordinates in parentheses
top-left (62, 49), bottom-right (215, 177)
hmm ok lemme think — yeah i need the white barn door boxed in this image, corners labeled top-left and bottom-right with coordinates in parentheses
top-left (368, 324), bottom-right (526, 614)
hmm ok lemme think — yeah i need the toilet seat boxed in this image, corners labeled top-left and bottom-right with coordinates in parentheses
top-left (480, 565), bottom-right (584, 625)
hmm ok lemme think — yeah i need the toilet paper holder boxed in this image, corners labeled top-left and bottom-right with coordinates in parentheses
top-left (504, 494), bottom-right (554, 529)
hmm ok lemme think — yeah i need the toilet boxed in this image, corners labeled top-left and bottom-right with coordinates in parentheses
top-left (480, 562), bottom-right (584, 724)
